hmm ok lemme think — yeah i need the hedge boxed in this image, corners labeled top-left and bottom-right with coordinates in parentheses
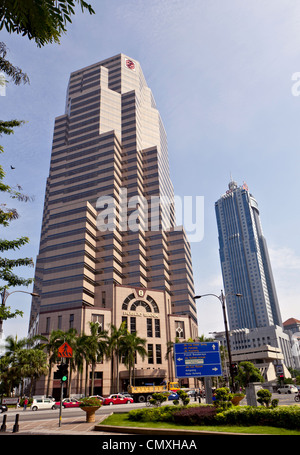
top-left (128, 405), bottom-right (184, 422)
top-left (216, 406), bottom-right (300, 430)
top-left (128, 405), bottom-right (300, 430)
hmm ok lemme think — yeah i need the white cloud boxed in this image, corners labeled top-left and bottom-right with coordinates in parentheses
top-left (269, 247), bottom-right (300, 271)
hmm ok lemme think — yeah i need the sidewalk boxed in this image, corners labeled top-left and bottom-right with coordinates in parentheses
top-left (0, 413), bottom-right (126, 435)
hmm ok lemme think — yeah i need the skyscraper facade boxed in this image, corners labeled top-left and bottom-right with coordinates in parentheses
top-left (215, 179), bottom-right (282, 331)
top-left (28, 54), bottom-right (198, 397)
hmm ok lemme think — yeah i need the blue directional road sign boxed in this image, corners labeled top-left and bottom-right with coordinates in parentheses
top-left (174, 342), bottom-right (222, 378)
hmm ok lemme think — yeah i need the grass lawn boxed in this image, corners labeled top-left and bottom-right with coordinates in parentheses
top-left (99, 412), bottom-right (300, 436)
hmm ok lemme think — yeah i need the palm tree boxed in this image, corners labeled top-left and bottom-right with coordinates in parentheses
top-left (18, 349), bottom-right (48, 397)
top-left (75, 323), bottom-right (108, 396)
top-left (4, 335), bottom-right (30, 395)
top-left (0, 354), bottom-right (16, 396)
top-left (120, 331), bottom-right (147, 387)
top-left (76, 333), bottom-right (90, 396)
top-left (107, 322), bottom-right (127, 393)
top-left (63, 328), bottom-right (78, 397)
top-left (38, 329), bottom-right (65, 397)
top-left (87, 322), bottom-right (108, 395)
top-left (164, 337), bottom-right (180, 361)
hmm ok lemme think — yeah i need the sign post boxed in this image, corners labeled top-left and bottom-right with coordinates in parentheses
top-left (57, 342), bottom-right (73, 427)
top-left (174, 342), bottom-right (222, 378)
top-left (174, 342), bottom-right (222, 404)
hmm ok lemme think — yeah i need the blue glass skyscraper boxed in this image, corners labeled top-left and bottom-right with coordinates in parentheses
top-left (215, 179), bottom-right (282, 331)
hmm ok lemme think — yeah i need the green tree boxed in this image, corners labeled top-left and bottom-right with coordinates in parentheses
top-left (120, 331), bottom-right (147, 387)
top-left (235, 361), bottom-right (264, 387)
top-left (0, 354), bottom-right (14, 395)
top-left (213, 387), bottom-right (233, 410)
top-left (0, 119), bottom-right (34, 325)
top-left (0, 0), bottom-right (95, 47)
top-left (257, 388), bottom-right (272, 408)
top-left (38, 329), bottom-right (65, 397)
top-left (107, 323), bottom-right (127, 393)
top-left (75, 333), bottom-right (90, 396)
top-left (62, 328), bottom-right (78, 397)
top-left (19, 348), bottom-right (48, 397)
top-left (0, 43), bottom-right (29, 86)
top-left (86, 322), bottom-right (108, 396)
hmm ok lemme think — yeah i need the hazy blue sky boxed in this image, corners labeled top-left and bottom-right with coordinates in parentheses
top-left (1, 0), bottom-right (300, 340)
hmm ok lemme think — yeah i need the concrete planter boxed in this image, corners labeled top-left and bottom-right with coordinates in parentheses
top-left (80, 406), bottom-right (100, 423)
top-left (231, 395), bottom-right (245, 406)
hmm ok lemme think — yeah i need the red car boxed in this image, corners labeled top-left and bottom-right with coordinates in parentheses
top-left (102, 394), bottom-right (133, 406)
top-left (55, 398), bottom-right (80, 408)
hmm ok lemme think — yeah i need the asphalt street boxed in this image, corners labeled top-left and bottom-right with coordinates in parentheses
top-left (2, 392), bottom-right (298, 425)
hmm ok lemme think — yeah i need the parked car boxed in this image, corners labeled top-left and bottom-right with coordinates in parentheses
top-left (277, 384), bottom-right (298, 394)
top-left (0, 404), bottom-right (7, 413)
top-left (118, 392), bottom-right (133, 399)
top-left (61, 398), bottom-right (80, 408)
top-left (102, 394), bottom-right (134, 405)
top-left (31, 397), bottom-right (57, 411)
top-left (167, 392), bottom-right (179, 401)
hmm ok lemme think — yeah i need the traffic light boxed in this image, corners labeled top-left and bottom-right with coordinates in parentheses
top-left (57, 363), bottom-right (68, 383)
top-left (231, 363), bottom-right (238, 376)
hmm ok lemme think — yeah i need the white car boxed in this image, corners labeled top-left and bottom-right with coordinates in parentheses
top-left (31, 397), bottom-right (57, 411)
top-left (277, 384), bottom-right (298, 394)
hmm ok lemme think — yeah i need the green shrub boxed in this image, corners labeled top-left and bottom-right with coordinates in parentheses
top-left (215, 405), bottom-right (300, 430)
top-left (257, 389), bottom-right (272, 407)
top-left (177, 390), bottom-right (190, 406)
top-left (271, 398), bottom-right (279, 408)
top-left (129, 403), bottom-right (300, 431)
top-left (213, 387), bottom-right (233, 411)
top-left (149, 393), bottom-right (168, 407)
top-left (128, 405), bottom-right (185, 422)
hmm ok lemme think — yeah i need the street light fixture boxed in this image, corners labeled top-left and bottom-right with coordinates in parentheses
top-left (194, 290), bottom-right (242, 391)
top-left (0, 289), bottom-right (40, 336)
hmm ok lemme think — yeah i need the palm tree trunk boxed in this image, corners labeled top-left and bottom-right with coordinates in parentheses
top-left (68, 365), bottom-right (72, 397)
top-left (91, 362), bottom-right (95, 396)
top-left (85, 361), bottom-right (89, 396)
top-left (116, 350), bottom-right (119, 393)
top-left (128, 358), bottom-right (132, 387)
top-left (46, 363), bottom-right (52, 397)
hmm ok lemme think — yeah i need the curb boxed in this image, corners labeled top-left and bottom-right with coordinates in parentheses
top-left (94, 423), bottom-right (256, 436)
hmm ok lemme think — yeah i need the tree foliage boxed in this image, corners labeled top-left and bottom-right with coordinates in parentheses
top-left (235, 361), bottom-right (264, 387)
top-left (0, 0), bottom-right (95, 47)
top-left (0, 120), bottom-right (34, 303)
top-left (0, 42), bottom-right (29, 86)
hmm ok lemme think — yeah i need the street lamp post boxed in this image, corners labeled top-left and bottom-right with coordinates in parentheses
top-left (0, 289), bottom-right (40, 336)
top-left (194, 290), bottom-right (242, 392)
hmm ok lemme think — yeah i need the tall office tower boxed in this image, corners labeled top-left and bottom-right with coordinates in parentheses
top-left (28, 54), bottom-right (198, 397)
top-left (215, 179), bottom-right (282, 331)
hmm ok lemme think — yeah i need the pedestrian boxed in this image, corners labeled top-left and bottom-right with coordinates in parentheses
top-left (23, 397), bottom-right (28, 411)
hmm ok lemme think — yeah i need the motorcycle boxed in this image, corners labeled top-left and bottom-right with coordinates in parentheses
top-left (294, 393), bottom-right (300, 402)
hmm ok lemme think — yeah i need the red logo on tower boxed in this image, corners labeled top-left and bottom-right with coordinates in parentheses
top-left (125, 58), bottom-right (135, 71)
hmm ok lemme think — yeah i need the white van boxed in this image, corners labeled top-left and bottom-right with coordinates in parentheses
top-left (31, 397), bottom-right (57, 411)
top-left (277, 384), bottom-right (298, 394)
